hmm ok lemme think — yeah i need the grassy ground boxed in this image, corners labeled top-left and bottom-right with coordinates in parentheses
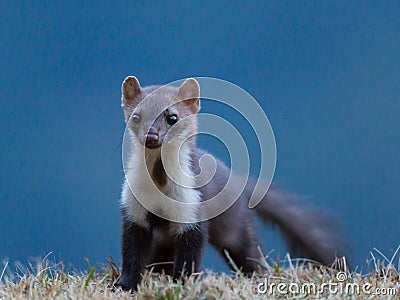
top-left (0, 253), bottom-right (399, 299)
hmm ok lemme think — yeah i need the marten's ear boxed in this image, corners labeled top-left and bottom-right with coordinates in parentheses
top-left (177, 78), bottom-right (200, 114)
top-left (122, 76), bottom-right (141, 107)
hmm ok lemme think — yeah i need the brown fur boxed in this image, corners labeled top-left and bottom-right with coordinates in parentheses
top-left (116, 77), bottom-right (344, 291)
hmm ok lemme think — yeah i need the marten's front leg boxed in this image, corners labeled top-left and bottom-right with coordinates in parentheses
top-left (173, 223), bottom-right (206, 281)
top-left (116, 219), bottom-right (152, 291)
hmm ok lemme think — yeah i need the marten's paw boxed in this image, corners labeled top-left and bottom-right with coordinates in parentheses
top-left (114, 275), bottom-right (138, 293)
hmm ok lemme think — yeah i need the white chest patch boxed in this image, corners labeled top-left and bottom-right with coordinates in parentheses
top-left (120, 143), bottom-right (201, 234)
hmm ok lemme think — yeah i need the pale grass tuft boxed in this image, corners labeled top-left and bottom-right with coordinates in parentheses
top-left (0, 250), bottom-right (399, 299)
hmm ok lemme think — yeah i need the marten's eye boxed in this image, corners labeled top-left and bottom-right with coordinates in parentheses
top-left (131, 114), bottom-right (140, 124)
top-left (167, 114), bottom-right (178, 125)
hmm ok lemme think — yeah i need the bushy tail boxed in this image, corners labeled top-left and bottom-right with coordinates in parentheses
top-left (252, 185), bottom-right (345, 265)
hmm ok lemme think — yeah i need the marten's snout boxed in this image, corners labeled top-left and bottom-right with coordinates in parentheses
top-left (145, 129), bottom-right (161, 149)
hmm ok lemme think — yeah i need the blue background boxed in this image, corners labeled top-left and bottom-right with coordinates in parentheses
top-left (1, 1), bottom-right (399, 271)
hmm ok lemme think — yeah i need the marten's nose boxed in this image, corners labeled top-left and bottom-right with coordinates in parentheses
top-left (145, 129), bottom-right (160, 148)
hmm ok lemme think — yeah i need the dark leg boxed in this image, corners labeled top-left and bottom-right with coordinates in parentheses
top-left (212, 221), bottom-right (261, 274)
top-left (173, 224), bottom-right (206, 281)
top-left (148, 232), bottom-right (175, 275)
top-left (220, 244), bottom-right (261, 274)
top-left (116, 220), bottom-right (152, 291)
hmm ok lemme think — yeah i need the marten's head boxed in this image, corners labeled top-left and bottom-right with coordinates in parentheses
top-left (121, 76), bottom-right (200, 149)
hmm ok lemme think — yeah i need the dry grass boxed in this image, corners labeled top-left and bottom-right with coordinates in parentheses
top-left (0, 251), bottom-right (399, 300)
